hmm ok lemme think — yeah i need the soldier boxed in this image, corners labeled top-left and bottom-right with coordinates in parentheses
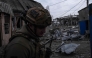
top-left (4, 7), bottom-right (52, 58)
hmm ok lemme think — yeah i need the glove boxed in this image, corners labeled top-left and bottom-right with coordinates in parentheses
top-left (45, 47), bottom-right (52, 58)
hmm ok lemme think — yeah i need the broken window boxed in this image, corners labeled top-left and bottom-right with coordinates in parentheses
top-left (4, 14), bottom-right (10, 34)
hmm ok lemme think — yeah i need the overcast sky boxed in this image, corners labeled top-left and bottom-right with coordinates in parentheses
top-left (34, 0), bottom-right (92, 19)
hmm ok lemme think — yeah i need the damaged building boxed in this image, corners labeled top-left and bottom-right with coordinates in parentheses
top-left (0, 0), bottom-right (44, 46)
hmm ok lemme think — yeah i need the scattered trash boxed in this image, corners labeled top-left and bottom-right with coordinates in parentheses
top-left (55, 42), bottom-right (80, 54)
top-left (61, 43), bottom-right (80, 54)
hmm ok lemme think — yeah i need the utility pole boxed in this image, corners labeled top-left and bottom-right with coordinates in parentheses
top-left (86, 0), bottom-right (89, 27)
top-left (87, 0), bottom-right (89, 7)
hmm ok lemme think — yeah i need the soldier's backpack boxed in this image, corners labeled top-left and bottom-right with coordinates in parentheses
top-left (0, 32), bottom-right (47, 58)
top-left (0, 32), bottom-right (34, 58)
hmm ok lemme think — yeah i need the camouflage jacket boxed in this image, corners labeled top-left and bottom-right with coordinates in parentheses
top-left (5, 25), bottom-right (45, 58)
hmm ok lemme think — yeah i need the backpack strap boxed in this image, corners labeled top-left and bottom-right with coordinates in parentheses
top-left (9, 32), bottom-right (31, 43)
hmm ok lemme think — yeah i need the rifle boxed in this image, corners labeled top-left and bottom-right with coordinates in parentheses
top-left (41, 35), bottom-right (54, 48)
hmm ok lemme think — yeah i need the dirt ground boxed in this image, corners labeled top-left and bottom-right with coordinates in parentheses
top-left (44, 26), bottom-right (91, 58)
top-left (49, 38), bottom-right (91, 58)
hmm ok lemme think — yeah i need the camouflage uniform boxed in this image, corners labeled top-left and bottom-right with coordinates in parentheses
top-left (5, 25), bottom-right (37, 58)
top-left (5, 7), bottom-right (52, 58)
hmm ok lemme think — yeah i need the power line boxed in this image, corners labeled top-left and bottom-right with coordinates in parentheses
top-left (49, 0), bottom-right (67, 6)
top-left (71, 0), bottom-right (86, 14)
top-left (60, 0), bottom-right (83, 17)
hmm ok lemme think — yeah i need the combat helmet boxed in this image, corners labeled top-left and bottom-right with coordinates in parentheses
top-left (26, 7), bottom-right (52, 27)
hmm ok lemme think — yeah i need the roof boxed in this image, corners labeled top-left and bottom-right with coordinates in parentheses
top-left (0, 2), bottom-right (14, 16)
top-left (0, 0), bottom-right (44, 13)
top-left (78, 3), bottom-right (92, 12)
